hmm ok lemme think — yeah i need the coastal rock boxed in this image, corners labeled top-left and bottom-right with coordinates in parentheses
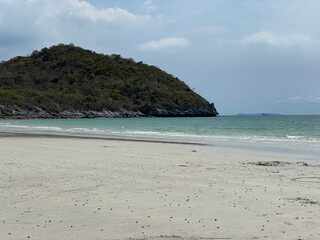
top-left (1, 107), bottom-right (14, 115)
top-left (60, 110), bottom-right (84, 117)
top-left (0, 105), bottom-right (218, 119)
top-left (101, 110), bottom-right (114, 117)
top-left (210, 102), bottom-right (218, 115)
top-left (148, 108), bottom-right (170, 116)
top-left (34, 107), bottom-right (47, 115)
top-left (146, 105), bottom-right (218, 117)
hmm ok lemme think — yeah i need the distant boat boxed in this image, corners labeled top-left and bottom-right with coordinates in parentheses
top-left (237, 113), bottom-right (281, 116)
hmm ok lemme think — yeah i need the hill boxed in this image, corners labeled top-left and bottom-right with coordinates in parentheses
top-left (0, 44), bottom-right (218, 118)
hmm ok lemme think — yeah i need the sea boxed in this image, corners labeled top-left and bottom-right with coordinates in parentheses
top-left (0, 115), bottom-right (320, 157)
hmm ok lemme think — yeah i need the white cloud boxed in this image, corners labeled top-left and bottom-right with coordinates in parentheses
top-left (288, 96), bottom-right (302, 101)
top-left (242, 31), bottom-right (314, 47)
top-left (69, 0), bottom-right (150, 24)
top-left (0, 0), bottom-right (150, 30)
top-left (139, 37), bottom-right (189, 51)
top-left (278, 96), bottom-right (320, 104)
top-left (30, 0), bottom-right (150, 25)
top-left (0, 0), bottom-right (153, 60)
top-left (143, 0), bottom-right (157, 13)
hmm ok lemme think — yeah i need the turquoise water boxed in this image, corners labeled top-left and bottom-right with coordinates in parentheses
top-left (1, 116), bottom-right (320, 154)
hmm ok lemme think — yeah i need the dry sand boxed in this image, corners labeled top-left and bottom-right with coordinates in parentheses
top-left (0, 134), bottom-right (319, 240)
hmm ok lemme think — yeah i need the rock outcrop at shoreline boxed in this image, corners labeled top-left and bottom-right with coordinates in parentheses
top-left (0, 103), bottom-right (218, 119)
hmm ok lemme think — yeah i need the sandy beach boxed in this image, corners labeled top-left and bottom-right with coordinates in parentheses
top-left (0, 133), bottom-right (319, 240)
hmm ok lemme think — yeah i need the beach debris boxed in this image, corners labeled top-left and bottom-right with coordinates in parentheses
top-left (296, 161), bottom-right (309, 166)
top-left (249, 161), bottom-right (290, 166)
top-left (249, 160), bottom-right (317, 167)
top-left (127, 236), bottom-right (231, 240)
top-left (287, 197), bottom-right (319, 205)
top-left (292, 176), bottom-right (320, 183)
top-left (178, 165), bottom-right (188, 167)
top-left (206, 167), bottom-right (216, 170)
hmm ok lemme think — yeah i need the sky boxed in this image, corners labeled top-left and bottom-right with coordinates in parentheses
top-left (0, 0), bottom-right (320, 115)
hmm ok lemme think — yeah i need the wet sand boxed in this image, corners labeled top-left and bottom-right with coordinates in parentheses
top-left (0, 134), bottom-right (319, 240)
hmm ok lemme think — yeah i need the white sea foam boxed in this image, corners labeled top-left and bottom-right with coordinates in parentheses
top-left (31, 126), bottom-right (62, 130)
top-left (1, 125), bottom-right (30, 129)
top-left (66, 127), bottom-right (104, 133)
top-left (120, 130), bottom-right (320, 144)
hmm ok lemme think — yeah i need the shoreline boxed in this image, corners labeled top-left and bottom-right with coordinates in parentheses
top-left (0, 131), bottom-right (206, 146)
top-left (1, 129), bottom-right (319, 160)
